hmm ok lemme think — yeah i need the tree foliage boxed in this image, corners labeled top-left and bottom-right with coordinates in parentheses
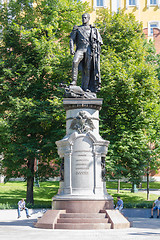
top-left (0, 0), bottom-right (88, 204)
top-left (96, 10), bottom-right (160, 184)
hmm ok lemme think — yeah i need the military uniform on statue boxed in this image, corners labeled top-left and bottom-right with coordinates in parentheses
top-left (70, 13), bottom-right (103, 93)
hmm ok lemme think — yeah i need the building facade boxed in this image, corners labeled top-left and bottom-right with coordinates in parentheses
top-left (82, 0), bottom-right (160, 53)
top-left (80, 0), bottom-right (160, 181)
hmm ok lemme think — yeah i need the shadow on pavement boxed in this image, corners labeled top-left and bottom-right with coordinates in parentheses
top-left (129, 232), bottom-right (160, 236)
top-left (0, 219), bottom-right (36, 228)
top-left (130, 218), bottom-right (160, 230)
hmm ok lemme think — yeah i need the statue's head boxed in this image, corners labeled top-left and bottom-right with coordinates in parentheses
top-left (82, 13), bottom-right (90, 25)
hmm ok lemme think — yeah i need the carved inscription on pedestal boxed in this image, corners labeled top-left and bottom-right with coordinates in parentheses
top-left (72, 136), bottom-right (94, 190)
top-left (75, 154), bottom-right (89, 175)
top-left (72, 152), bottom-right (93, 190)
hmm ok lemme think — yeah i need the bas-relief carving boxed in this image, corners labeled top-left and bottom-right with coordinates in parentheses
top-left (60, 158), bottom-right (64, 181)
top-left (70, 110), bottom-right (95, 134)
top-left (101, 157), bottom-right (106, 182)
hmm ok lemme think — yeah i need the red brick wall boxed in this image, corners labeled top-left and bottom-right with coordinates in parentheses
top-left (143, 28), bottom-right (148, 39)
top-left (143, 28), bottom-right (160, 54)
top-left (153, 28), bottom-right (160, 54)
top-left (150, 169), bottom-right (160, 177)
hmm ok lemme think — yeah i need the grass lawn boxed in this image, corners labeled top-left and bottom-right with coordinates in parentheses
top-left (0, 181), bottom-right (159, 209)
top-left (106, 181), bottom-right (160, 190)
top-left (0, 181), bottom-right (59, 209)
top-left (107, 189), bottom-right (158, 208)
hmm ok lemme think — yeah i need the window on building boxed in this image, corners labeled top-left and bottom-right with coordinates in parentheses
top-left (149, 23), bottom-right (158, 35)
top-left (150, 0), bottom-right (157, 4)
top-left (97, 0), bottom-right (104, 7)
top-left (127, 0), bottom-right (139, 9)
top-left (129, 0), bottom-right (136, 5)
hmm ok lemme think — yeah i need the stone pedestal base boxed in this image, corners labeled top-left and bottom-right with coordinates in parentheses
top-left (52, 199), bottom-right (114, 213)
top-left (35, 208), bottom-right (130, 229)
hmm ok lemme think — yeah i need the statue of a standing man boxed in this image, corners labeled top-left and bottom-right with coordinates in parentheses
top-left (70, 13), bottom-right (103, 93)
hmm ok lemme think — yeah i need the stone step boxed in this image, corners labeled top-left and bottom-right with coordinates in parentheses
top-left (55, 222), bottom-right (111, 229)
top-left (59, 213), bottom-right (106, 219)
top-left (57, 218), bottom-right (109, 223)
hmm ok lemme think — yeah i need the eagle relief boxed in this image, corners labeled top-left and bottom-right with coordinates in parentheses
top-left (70, 111), bottom-right (95, 134)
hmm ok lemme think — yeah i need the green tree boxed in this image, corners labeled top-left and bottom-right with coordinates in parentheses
top-left (143, 39), bottom-right (160, 198)
top-left (0, 0), bottom-right (88, 204)
top-left (96, 10), bottom-right (160, 188)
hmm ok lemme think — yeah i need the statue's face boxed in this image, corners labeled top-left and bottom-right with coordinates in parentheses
top-left (82, 14), bottom-right (90, 25)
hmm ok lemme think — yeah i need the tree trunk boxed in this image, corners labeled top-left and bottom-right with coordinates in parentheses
top-left (147, 167), bottom-right (150, 201)
top-left (26, 158), bottom-right (35, 205)
top-left (117, 179), bottom-right (120, 193)
top-left (131, 182), bottom-right (134, 193)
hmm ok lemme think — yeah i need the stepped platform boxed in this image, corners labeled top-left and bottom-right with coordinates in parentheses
top-left (35, 210), bottom-right (130, 229)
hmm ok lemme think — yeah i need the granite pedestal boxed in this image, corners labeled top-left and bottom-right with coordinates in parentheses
top-left (52, 98), bottom-right (114, 213)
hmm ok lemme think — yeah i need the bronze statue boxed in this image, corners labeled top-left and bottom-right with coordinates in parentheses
top-left (70, 13), bottom-right (103, 93)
